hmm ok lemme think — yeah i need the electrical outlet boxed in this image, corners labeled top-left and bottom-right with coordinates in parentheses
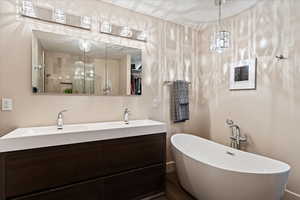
top-left (2, 98), bottom-right (13, 111)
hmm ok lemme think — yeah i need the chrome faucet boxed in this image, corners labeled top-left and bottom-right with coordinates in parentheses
top-left (124, 108), bottom-right (130, 124)
top-left (57, 110), bottom-right (67, 130)
top-left (226, 119), bottom-right (247, 150)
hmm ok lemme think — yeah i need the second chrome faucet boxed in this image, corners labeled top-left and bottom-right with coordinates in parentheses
top-left (57, 110), bottom-right (67, 130)
top-left (124, 108), bottom-right (130, 124)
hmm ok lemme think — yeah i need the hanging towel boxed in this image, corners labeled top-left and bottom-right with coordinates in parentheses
top-left (171, 80), bottom-right (189, 123)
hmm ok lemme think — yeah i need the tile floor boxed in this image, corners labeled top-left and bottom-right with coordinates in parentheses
top-left (153, 173), bottom-right (195, 200)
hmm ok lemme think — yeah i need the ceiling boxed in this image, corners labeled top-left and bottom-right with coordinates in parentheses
top-left (101, 0), bottom-right (258, 25)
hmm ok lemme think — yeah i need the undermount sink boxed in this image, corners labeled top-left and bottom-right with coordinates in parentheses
top-left (0, 120), bottom-right (166, 153)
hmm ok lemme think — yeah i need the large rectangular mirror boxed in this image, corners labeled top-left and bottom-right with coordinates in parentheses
top-left (32, 30), bottom-right (142, 96)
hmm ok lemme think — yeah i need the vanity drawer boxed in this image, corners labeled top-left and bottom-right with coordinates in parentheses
top-left (11, 179), bottom-right (103, 200)
top-left (103, 164), bottom-right (165, 200)
top-left (102, 133), bottom-right (165, 175)
top-left (5, 142), bottom-right (103, 198)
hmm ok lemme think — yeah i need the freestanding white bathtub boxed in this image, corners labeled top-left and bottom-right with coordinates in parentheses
top-left (171, 134), bottom-right (290, 200)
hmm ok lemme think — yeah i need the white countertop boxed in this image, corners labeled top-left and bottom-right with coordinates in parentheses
top-left (0, 120), bottom-right (166, 153)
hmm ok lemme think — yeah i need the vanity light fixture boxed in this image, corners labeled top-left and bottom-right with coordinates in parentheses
top-left (100, 21), bottom-right (112, 33)
top-left (53, 8), bottom-right (66, 24)
top-left (136, 31), bottom-right (147, 41)
top-left (210, 0), bottom-right (231, 53)
top-left (21, 0), bottom-right (35, 17)
top-left (99, 22), bottom-right (147, 42)
top-left (120, 26), bottom-right (133, 38)
top-left (81, 16), bottom-right (91, 29)
top-left (20, 1), bottom-right (147, 42)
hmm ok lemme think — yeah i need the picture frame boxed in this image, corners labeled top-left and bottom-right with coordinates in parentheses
top-left (229, 58), bottom-right (257, 90)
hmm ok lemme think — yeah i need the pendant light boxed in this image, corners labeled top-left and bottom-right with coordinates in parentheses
top-left (210, 0), bottom-right (231, 53)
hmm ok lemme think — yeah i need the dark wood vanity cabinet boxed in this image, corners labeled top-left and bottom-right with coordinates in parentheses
top-left (5, 143), bottom-right (103, 198)
top-left (12, 179), bottom-right (103, 200)
top-left (0, 133), bottom-right (166, 200)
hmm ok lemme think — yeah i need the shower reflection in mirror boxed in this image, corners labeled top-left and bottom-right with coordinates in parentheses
top-left (31, 30), bottom-right (142, 96)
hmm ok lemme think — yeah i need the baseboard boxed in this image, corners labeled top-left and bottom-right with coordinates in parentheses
top-left (285, 190), bottom-right (300, 200)
top-left (166, 161), bottom-right (176, 173)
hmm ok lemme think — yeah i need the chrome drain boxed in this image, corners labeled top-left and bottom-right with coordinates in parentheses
top-left (226, 151), bottom-right (235, 156)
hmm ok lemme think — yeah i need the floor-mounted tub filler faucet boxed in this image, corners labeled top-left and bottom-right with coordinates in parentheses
top-left (57, 110), bottom-right (67, 130)
top-left (124, 108), bottom-right (130, 124)
top-left (226, 119), bottom-right (247, 150)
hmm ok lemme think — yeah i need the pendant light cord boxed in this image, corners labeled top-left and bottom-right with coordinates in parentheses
top-left (218, 0), bottom-right (222, 28)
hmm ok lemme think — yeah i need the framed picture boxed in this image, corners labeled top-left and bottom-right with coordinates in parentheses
top-left (229, 58), bottom-right (257, 90)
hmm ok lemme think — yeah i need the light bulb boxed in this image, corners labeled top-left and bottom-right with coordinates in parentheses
top-left (81, 16), bottom-right (91, 29)
top-left (100, 21), bottom-right (112, 33)
top-left (22, 0), bottom-right (35, 17)
top-left (53, 8), bottom-right (65, 23)
top-left (137, 31), bottom-right (147, 41)
top-left (120, 26), bottom-right (132, 38)
top-left (79, 40), bottom-right (91, 52)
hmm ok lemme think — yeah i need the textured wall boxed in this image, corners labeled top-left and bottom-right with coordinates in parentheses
top-left (199, 0), bottom-right (300, 196)
top-left (0, 0), bottom-right (210, 161)
top-left (1, 0), bottom-right (299, 198)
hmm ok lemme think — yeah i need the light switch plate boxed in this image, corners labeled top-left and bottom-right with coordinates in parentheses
top-left (2, 98), bottom-right (13, 111)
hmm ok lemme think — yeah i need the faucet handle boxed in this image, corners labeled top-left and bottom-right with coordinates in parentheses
top-left (58, 109), bottom-right (68, 117)
top-left (226, 119), bottom-right (234, 126)
top-left (239, 135), bottom-right (247, 142)
top-left (230, 136), bottom-right (237, 141)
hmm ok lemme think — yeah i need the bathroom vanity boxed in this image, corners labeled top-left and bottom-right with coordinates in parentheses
top-left (0, 120), bottom-right (166, 200)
